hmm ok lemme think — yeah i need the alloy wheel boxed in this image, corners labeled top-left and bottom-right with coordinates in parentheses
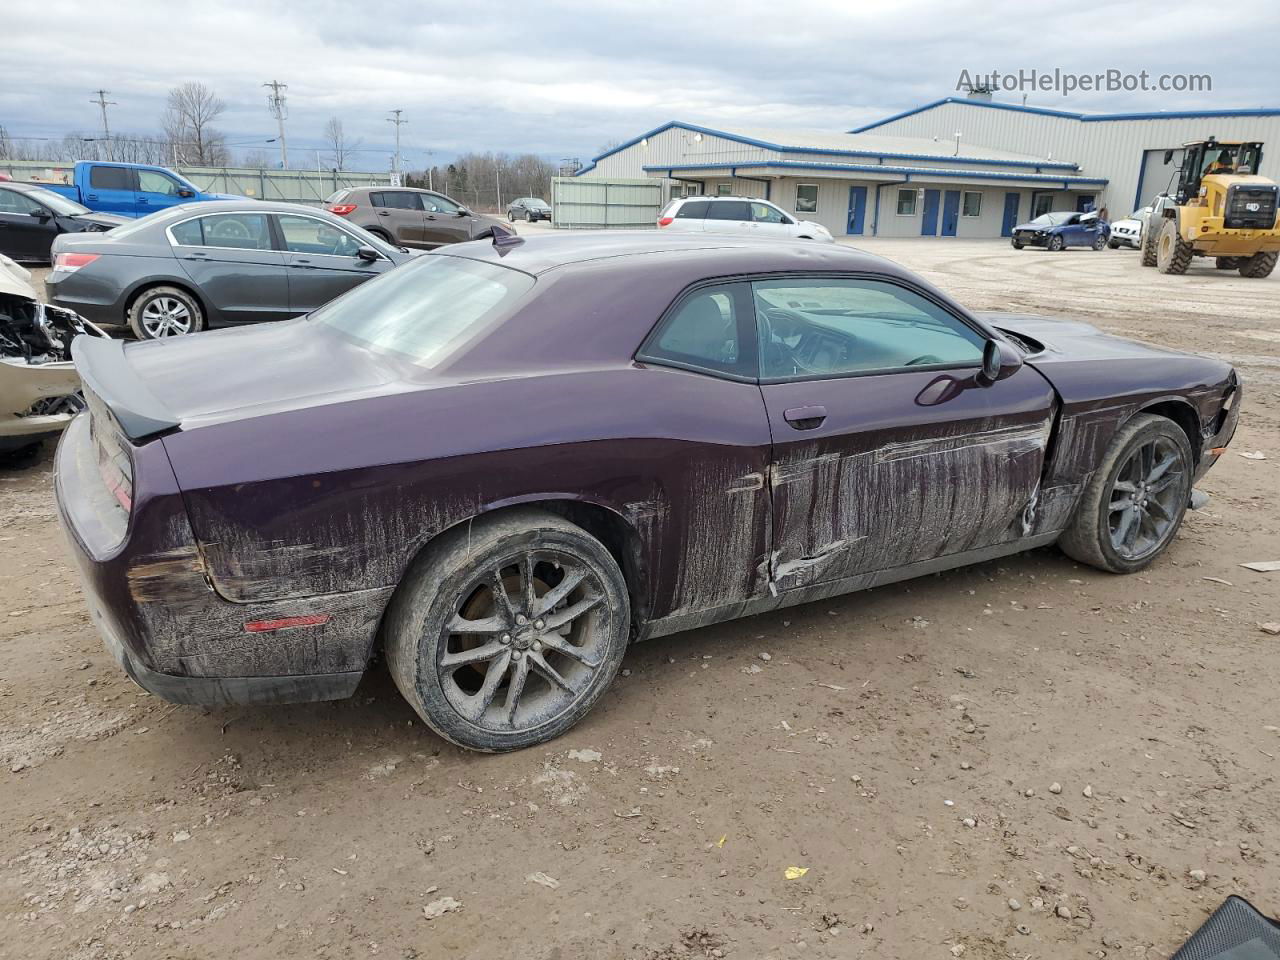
top-left (1107, 436), bottom-right (1187, 561)
top-left (438, 549), bottom-right (609, 733)
top-left (140, 296), bottom-right (193, 338)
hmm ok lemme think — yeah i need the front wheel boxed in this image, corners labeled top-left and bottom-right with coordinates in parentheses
top-left (1140, 226), bottom-right (1159, 266)
top-left (383, 509), bottom-right (630, 752)
top-left (129, 285), bottom-right (204, 340)
top-left (1011, 239), bottom-right (1024, 249)
top-left (526, 211), bottom-right (533, 222)
top-left (1156, 219), bottom-right (1193, 274)
top-left (1092, 234), bottom-right (1107, 250)
top-left (1058, 413), bottom-right (1193, 574)
top-left (1047, 235), bottom-right (1064, 252)
top-left (1107, 239), bottom-right (1119, 249)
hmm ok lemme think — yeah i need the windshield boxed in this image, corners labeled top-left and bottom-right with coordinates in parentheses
top-left (527, 198), bottom-right (549, 208)
top-left (311, 254), bottom-right (534, 367)
top-left (1029, 212), bottom-right (1073, 226)
top-left (25, 186), bottom-right (92, 216)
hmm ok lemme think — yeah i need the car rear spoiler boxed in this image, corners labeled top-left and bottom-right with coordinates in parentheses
top-left (71, 334), bottom-right (181, 440)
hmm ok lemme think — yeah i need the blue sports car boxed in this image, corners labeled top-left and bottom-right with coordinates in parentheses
top-left (1011, 211), bottom-right (1110, 251)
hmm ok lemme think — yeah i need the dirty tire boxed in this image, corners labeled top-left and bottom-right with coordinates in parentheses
top-left (1238, 251), bottom-right (1278, 278)
top-left (1215, 257), bottom-right (1241, 270)
top-left (383, 508), bottom-right (630, 752)
top-left (1047, 235), bottom-right (1064, 252)
top-left (1156, 220), bottom-right (1193, 274)
top-left (1011, 239), bottom-right (1024, 249)
top-left (1058, 413), bottom-right (1193, 574)
top-left (1107, 239), bottom-right (1119, 249)
top-left (128, 285), bottom-right (204, 340)
top-left (1140, 225), bottom-right (1159, 266)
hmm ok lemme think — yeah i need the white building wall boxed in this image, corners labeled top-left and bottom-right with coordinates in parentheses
top-left (862, 102), bottom-right (1280, 220)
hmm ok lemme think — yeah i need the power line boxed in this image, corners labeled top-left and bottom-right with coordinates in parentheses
top-left (89, 89), bottom-right (117, 160)
top-left (263, 80), bottom-right (288, 168)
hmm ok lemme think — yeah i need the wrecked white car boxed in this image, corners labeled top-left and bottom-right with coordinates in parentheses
top-left (1, 254), bottom-right (106, 456)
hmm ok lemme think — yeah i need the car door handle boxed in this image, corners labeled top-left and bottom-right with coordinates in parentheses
top-left (137, 198), bottom-right (149, 204)
top-left (783, 405), bottom-right (827, 430)
top-left (377, 210), bottom-right (390, 216)
top-left (85, 194), bottom-right (98, 201)
top-left (426, 214), bottom-right (438, 220)
top-left (291, 259), bottom-right (316, 268)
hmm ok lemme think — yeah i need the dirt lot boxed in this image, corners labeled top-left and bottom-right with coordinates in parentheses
top-left (3, 239), bottom-right (1279, 960)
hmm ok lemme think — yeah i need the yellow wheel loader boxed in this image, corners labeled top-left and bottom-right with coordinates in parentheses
top-left (1140, 139), bottom-right (1280, 278)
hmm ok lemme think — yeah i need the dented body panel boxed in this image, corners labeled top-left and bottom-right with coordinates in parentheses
top-left (54, 234), bottom-right (1241, 706)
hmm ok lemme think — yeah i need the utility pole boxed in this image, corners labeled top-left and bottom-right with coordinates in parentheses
top-left (264, 80), bottom-right (289, 168)
top-left (90, 89), bottom-right (116, 160)
top-left (387, 110), bottom-right (406, 185)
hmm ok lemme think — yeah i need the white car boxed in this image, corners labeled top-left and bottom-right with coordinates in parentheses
top-left (1107, 207), bottom-right (1151, 249)
top-left (657, 196), bottom-right (833, 242)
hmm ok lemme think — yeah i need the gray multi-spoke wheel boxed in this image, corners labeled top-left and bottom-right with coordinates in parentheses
top-left (1059, 413), bottom-right (1193, 573)
top-left (129, 286), bottom-right (204, 340)
top-left (384, 509), bottom-right (629, 752)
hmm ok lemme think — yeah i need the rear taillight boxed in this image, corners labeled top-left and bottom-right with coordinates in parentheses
top-left (85, 388), bottom-right (133, 515)
top-left (657, 217), bottom-right (674, 227)
top-left (328, 204), bottom-right (357, 216)
top-left (54, 252), bottom-right (100, 272)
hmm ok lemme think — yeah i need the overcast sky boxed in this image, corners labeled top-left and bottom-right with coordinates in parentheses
top-left (3, 0), bottom-right (1278, 171)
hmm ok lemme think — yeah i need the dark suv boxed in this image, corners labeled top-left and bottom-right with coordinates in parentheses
top-left (326, 187), bottom-right (508, 249)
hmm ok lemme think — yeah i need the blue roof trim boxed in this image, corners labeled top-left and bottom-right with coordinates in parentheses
top-left (851, 97), bottom-right (1280, 132)
top-left (643, 160), bottom-right (1108, 187)
top-left (577, 119), bottom-right (1079, 173)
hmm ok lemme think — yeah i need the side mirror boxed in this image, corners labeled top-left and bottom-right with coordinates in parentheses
top-left (1163, 150), bottom-right (1174, 165)
top-left (355, 245), bottom-right (380, 262)
top-left (456, 207), bottom-right (471, 217)
top-left (177, 188), bottom-right (195, 198)
top-left (978, 338), bottom-right (1023, 386)
top-left (29, 208), bottom-right (52, 220)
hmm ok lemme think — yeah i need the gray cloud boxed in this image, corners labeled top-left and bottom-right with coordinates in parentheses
top-left (2, 0), bottom-right (1277, 171)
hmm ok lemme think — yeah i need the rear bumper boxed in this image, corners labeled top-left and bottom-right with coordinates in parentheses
top-left (54, 414), bottom-right (382, 707)
top-left (45, 273), bottom-right (126, 327)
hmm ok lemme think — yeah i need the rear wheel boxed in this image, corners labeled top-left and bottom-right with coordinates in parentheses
top-left (1156, 220), bottom-right (1193, 274)
top-left (128, 285), bottom-right (204, 340)
top-left (1058, 413), bottom-right (1193, 574)
top-left (1239, 251), bottom-right (1278, 278)
top-left (383, 509), bottom-right (630, 752)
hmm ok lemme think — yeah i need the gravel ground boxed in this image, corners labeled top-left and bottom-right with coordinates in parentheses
top-left (2, 237), bottom-right (1279, 960)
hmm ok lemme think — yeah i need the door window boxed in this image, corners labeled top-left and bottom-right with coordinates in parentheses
top-left (639, 285), bottom-right (749, 378)
top-left (88, 166), bottom-right (135, 191)
top-left (705, 201), bottom-right (750, 221)
top-left (753, 278), bottom-right (986, 381)
top-left (423, 194), bottom-right (461, 214)
top-left (750, 202), bottom-right (786, 223)
top-left (0, 189), bottom-right (45, 215)
top-left (277, 214), bottom-right (365, 257)
top-left (137, 170), bottom-right (183, 196)
top-left (190, 213), bottom-right (273, 250)
top-left (169, 218), bottom-right (204, 246)
top-left (377, 192), bottom-right (424, 210)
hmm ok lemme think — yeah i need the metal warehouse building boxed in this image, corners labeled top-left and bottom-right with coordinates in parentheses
top-left (571, 95), bottom-right (1280, 238)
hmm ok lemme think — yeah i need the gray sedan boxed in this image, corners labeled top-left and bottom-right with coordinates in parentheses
top-left (46, 201), bottom-right (415, 339)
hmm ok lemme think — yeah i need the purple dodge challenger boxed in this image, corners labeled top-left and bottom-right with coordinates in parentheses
top-left (55, 232), bottom-right (1240, 751)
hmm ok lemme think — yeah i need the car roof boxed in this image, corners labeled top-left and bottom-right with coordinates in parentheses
top-left (131, 200), bottom-right (351, 223)
top-left (0, 181), bottom-right (51, 194)
top-left (675, 195), bottom-right (768, 203)
top-left (439, 230), bottom-right (882, 277)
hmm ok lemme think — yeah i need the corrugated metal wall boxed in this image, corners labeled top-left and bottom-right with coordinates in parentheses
top-left (861, 102), bottom-right (1280, 217)
top-left (550, 177), bottom-right (664, 228)
top-left (0, 160), bottom-right (387, 207)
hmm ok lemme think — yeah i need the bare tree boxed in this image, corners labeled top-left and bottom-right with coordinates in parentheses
top-left (322, 117), bottom-right (362, 171)
top-left (240, 148), bottom-right (272, 169)
top-left (162, 82), bottom-right (229, 165)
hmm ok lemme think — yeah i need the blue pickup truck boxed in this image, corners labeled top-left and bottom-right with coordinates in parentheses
top-left (24, 161), bottom-right (240, 218)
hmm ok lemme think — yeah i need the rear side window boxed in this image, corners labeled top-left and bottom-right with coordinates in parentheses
top-left (705, 201), bottom-right (750, 221)
top-left (169, 218), bottom-right (204, 246)
top-left (674, 200), bottom-right (709, 219)
top-left (89, 166), bottom-right (134, 191)
top-left (639, 284), bottom-right (753, 379)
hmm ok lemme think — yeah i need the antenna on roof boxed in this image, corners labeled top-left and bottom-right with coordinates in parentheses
top-left (487, 223), bottom-right (524, 252)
